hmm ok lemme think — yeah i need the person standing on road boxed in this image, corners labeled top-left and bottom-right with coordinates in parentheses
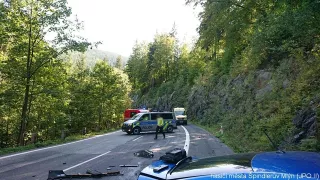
top-left (155, 114), bottom-right (165, 140)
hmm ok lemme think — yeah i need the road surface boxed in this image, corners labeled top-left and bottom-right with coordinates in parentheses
top-left (0, 124), bottom-right (233, 180)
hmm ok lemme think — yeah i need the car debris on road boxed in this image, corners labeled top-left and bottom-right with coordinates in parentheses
top-left (119, 164), bottom-right (139, 167)
top-left (134, 150), bottom-right (154, 158)
top-left (47, 169), bottom-right (123, 180)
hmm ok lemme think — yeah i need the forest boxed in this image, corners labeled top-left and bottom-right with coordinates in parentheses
top-left (0, 0), bottom-right (130, 150)
top-left (126, 0), bottom-right (320, 152)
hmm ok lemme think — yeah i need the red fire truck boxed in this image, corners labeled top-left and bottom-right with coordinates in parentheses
top-left (123, 109), bottom-right (149, 122)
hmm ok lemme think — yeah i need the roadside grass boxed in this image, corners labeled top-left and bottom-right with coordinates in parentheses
top-left (190, 121), bottom-right (320, 153)
top-left (190, 120), bottom-right (239, 153)
top-left (0, 128), bottom-right (118, 156)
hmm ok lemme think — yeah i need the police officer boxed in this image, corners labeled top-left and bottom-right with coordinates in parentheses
top-left (154, 114), bottom-right (165, 140)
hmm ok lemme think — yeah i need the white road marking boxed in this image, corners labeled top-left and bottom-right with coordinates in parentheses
top-left (64, 151), bottom-right (111, 171)
top-left (0, 130), bottom-right (121, 160)
top-left (181, 126), bottom-right (190, 155)
top-left (133, 136), bottom-right (143, 141)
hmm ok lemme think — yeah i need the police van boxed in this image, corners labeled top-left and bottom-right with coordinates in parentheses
top-left (121, 112), bottom-right (177, 135)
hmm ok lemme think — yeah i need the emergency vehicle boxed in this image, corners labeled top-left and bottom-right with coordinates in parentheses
top-left (122, 112), bottom-right (177, 135)
top-left (173, 107), bottom-right (187, 125)
top-left (123, 109), bottom-right (149, 122)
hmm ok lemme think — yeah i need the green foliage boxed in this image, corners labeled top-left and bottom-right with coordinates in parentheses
top-left (125, 33), bottom-right (204, 95)
top-left (125, 32), bottom-right (207, 110)
top-left (115, 55), bottom-right (123, 69)
top-left (60, 49), bottom-right (128, 69)
top-left (298, 139), bottom-right (320, 152)
top-left (68, 60), bottom-right (130, 134)
top-left (125, 41), bottom-right (149, 92)
top-left (0, 0), bottom-right (131, 148)
top-left (135, 76), bottom-right (191, 109)
top-left (128, 0), bottom-right (320, 152)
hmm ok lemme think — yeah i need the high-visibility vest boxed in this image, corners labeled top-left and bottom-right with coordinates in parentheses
top-left (157, 117), bottom-right (164, 127)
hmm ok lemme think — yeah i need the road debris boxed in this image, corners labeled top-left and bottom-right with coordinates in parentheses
top-left (134, 150), bottom-right (154, 158)
top-left (47, 170), bottom-right (123, 179)
top-left (119, 165), bottom-right (139, 167)
top-left (86, 169), bottom-right (102, 175)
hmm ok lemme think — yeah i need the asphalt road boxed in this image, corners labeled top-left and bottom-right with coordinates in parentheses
top-left (0, 124), bottom-right (233, 180)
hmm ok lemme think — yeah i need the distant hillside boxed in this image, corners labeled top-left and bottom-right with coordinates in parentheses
top-left (62, 49), bottom-right (129, 68)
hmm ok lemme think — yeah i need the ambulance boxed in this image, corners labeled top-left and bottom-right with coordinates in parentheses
top-left (173, 107), bottom-right (187, 125)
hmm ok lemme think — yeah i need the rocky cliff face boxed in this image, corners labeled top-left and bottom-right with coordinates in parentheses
top-left (133, 78), bottom-right (191, 112)
top-left (132, 58), bottom-right (319, 152)
top-left (186, 58), bottom-right (319, 151)
top-left (291, 98), bottom-right (319, 142)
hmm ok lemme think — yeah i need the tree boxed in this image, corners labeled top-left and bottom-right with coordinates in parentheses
top-left (125, 42), bottom-right (149, 91)
top-left (126, 33), bottom-right (193, 93)
top-left (0, 0), bottom-right (134, 148)
top-left (169, 22), bottom-right (177, 38)
top-left (1, 0), bottom-right (98, 146)
top-left (147, 34), bottom-right (176, 85)
top-left (115, 55), bottom-right (123, 69)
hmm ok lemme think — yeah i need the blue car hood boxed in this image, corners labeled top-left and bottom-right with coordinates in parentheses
top-left (139, 151), bottom-right (320, 180)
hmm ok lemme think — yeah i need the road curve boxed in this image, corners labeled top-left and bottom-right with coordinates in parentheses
top-left (0, 124), bottom-right (233, 180)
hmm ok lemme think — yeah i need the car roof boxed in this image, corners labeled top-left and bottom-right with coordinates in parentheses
top-left (125, 109), bottom-right (148, 111)
top-left (174, 108), bottom-right (185, 110)
top-left (141, 112), bottom-right (173, 114)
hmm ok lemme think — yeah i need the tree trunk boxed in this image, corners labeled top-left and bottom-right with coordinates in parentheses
top-left (0, 123), bottom-right (3, 148)
top-left (6, 116), bottom-right (9, 147)
top-left (166, 56), bottom-right (170, 81)
top-left (18, 83), bottom-right (30, 146)
top-left (37, 109), bottom-right (41, 132)
top-left (25, 89), bottom-right (33, 134)
top-left (27, 80), bottom-right (34, 122)
top-left (61, 130), bottom-right (66, 140)
top-left (98, 103), bottom-right (102, 130)
top-left (18, 3), bottom-right (33, 146)
top-left (46, 114), bottom-right (50, 140)
top-left (54, 121), bottom-right (57, 138)
top-left (31, 133), bottom-right (37, 144)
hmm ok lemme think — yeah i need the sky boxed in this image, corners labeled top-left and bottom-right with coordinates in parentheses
top-left (67, 0), bottom-right (202, 57)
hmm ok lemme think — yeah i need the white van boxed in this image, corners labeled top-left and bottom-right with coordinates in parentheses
top-left (174, 108), bottom-right (187, 125)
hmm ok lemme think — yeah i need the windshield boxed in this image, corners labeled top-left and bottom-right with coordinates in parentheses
top-left (174, 111), bottom-right (185, 116)
top-left (129, 113), bottom-right (142, 120)
top-left (173, 153), bottom-right (255, 173)
top-left (167, 154), bottom-right (255, 179)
